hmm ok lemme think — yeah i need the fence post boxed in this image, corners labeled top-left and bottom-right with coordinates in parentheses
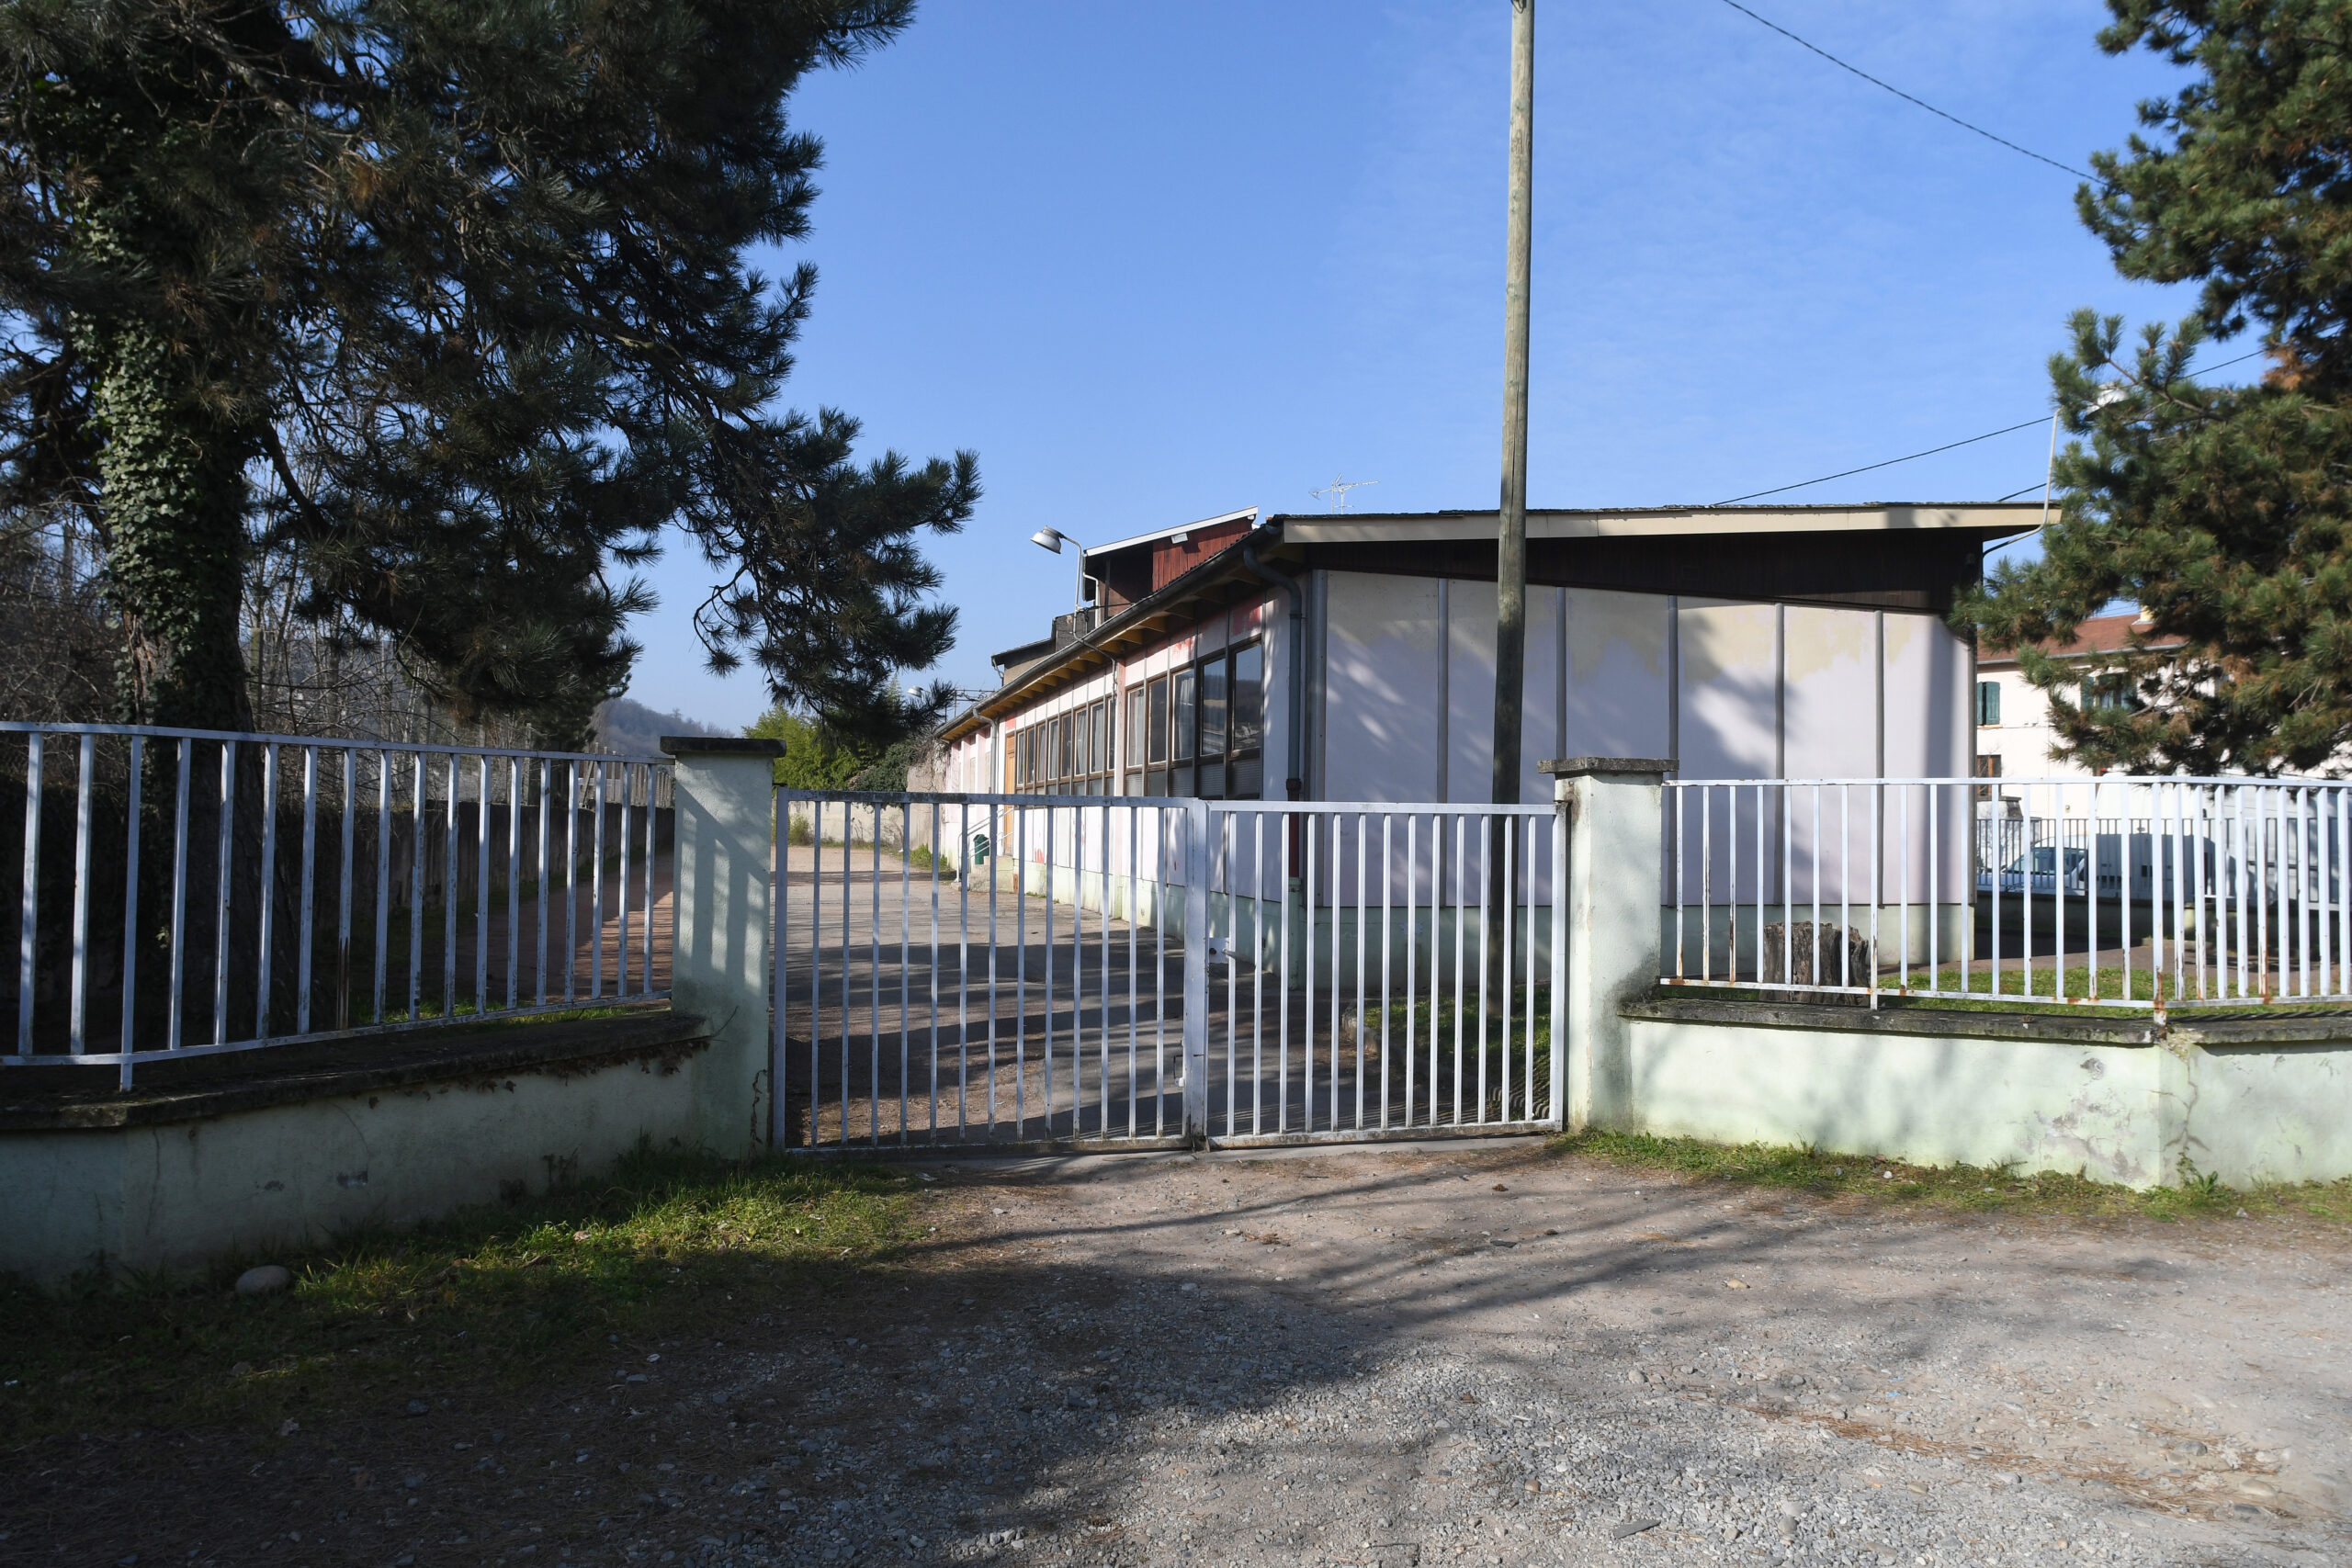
top-left (662, 736), bottom-right (786, 1156)
top-left (1543, 757), bottom-right (1671, 1134)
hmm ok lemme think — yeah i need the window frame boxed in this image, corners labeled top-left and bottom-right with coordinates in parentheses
top-left (1119, 637), bottom-right (1265, 801)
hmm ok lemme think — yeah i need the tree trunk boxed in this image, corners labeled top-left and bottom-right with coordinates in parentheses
top-left (83, 316), bottom-right (254, 731)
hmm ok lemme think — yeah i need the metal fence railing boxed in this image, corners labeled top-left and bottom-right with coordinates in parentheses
top-left (1662, 775), bottom-right (2352, 1011)
top-left (3, 723), bottom-right (673, 1083)
top-left (775, 792), bottom-right (1564, 1149)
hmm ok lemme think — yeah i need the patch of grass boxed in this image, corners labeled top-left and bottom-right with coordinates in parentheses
top-left (0, 1145), bottom-right (926, 1443)
top-left (1550, 1127), bottom-right (2352, 1225)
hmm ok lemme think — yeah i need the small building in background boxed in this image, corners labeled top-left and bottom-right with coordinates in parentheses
top-left (937, 502), bottom-right (2039, 804)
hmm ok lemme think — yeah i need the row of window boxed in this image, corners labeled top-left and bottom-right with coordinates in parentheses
top-left (1009, 642), bottom-right (1266, 798)
top-left (1977, 676), bottom-right (2141, 728)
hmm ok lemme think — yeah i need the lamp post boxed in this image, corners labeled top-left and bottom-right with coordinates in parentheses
top-left (1030, 526), bottom-right (1095, 617)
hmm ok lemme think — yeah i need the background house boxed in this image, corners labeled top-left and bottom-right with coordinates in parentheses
top-left (1972, 611), bottom-right (2189, 802)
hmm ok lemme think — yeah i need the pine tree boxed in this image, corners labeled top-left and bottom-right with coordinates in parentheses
top-left (1964, 0), bottom-right (2352, 775)
top-left (0, 0), bottom-right (972, 743)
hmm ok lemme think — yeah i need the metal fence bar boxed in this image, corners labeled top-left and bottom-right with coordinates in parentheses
top-left (591, 760), bottom-right (608, 1002)
top-left (15, 732), bottom-right (39, 1054)
top-left (373, 752), bottom-right (392, 1024)
top-left (338, 748), bottom-right (356, 1031)
top-left (1380, 812), bottom-right (1394, 1132)
top-left (441, 753), bottom-right (458, 1017)
top-left (1133, 808), bottom-right (1143, 1142)
top-left (168, 739), bottom-right (192, 1054)
top-left (931, 800), bottom-right (944, 1138)
top-left (118, 736), bottom-right (142, 1081)
top-left (257, 745), bottom-right (282, 1040)
top-left (597, 761), bottom-right (616, 1001)
top-left (68, 732), bottom-right (94, 1053)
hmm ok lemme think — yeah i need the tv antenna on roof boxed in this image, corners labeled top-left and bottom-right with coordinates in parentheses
top-left (1311, 475), bottom-right (1380, 513)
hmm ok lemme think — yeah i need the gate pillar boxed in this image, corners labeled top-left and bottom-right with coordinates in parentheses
top-left (1544, 757), bottom-right (1671, 1133)
top-left (662, 736), bottom-right (786, 1154)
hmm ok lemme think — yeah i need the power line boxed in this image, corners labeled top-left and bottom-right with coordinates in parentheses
top-left (1712, 0), bottom-right (2098, 185)
top-left (1713, 347), bottom-right (2275, 507)
top-left (1713, 419), bottom-right (2047, 505)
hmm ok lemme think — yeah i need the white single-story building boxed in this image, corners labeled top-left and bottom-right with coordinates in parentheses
top-left (938, 502), bottom-right (2040, 803)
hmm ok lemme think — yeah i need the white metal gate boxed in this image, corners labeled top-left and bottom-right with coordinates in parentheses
top-left (772, 790), bottom-right (1563, 1151)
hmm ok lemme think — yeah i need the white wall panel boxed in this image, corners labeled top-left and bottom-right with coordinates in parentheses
top-left (1325, 572), bottom-right (1443, 803)
top-left (1676, 599), bottom-right (1780, 781)
top-left (1445, 583), bottom-right (1496, 804)
top-left (1562, 587), bottom-right (1670, 762)
top-left (1781, 605), bottom-right (1877, 779)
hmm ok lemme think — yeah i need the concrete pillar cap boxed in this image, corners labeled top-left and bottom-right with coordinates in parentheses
top-left (1538, 757), bottom-right (1675, 779)
top-left (659, 737), bottom-right (786, 758)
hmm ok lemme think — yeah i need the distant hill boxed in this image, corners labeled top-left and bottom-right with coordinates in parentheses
top-left (592, 696), bottom-right (729, 756)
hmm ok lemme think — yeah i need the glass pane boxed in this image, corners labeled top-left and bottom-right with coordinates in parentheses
top-left (1232, 644), bottom-right (1264, 755)
top-left (1145, 769), bottom-right (1167, 798)
top-left (1197, 760), bottom-right (1226, 800)
top-left (1057, 715), bottom-right (1074, 779)
top-left (1148, 679), bottom-right (1170, 765)
top-left (1125, 687), bottom-right (1145, 765)
top-left (1092, 701), bottom-right (1109, 777)
top-left (1075, 706), bottom-right (1091, 778)
top-left (1125, 770), bottom-right (1143, 796)
top-left (1171, 763), bottom-right (1193, 798)
top-left (1230, 755), bottom-right (1262, 799)
top-left (1173, 670), bottom-right (1196, 761)
top-left (1200, 657), bottom-right (1228, 761)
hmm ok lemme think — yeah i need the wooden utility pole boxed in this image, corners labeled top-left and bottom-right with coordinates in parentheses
top-left (1491, 0), bottom-right (1534, 807)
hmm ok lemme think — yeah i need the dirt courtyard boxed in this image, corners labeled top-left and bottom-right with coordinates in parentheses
top-left (8, 1139), bottom-right (2348, 1568)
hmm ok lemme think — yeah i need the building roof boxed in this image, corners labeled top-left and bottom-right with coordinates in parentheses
top-left (1080, 506), bottom-right (1258, 562)
top-left (1978, 611), bottom-right (2189, 668)
top-left (1276, 502), bottom-right (2040, 546)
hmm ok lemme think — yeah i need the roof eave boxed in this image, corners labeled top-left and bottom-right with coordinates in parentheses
top-left (939, 532), bottom-right (1270, 742)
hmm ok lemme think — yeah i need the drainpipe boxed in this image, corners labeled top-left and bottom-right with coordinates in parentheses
top-left (1238, 528), bottom-right (1306, 801)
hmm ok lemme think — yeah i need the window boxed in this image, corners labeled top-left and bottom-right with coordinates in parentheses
top-left (1171, 666), bottom-right (1197, 798)
top-left (1119, 640), bottom-right (1266, 801)
top-left (1198, 658), bottom-right (1227, 799)
top-left (1230, 643), bottom-right (1265, 798)
top-left (1124, 685), bottom-right (1146, 795)
top-left (2081, 674), bottom-right (2139, 713)
top-left (1010, 694), bottom-right (1115, 795)
top-left (1973, 752), bottom-right (2002, 801)
top-left (1145, 676), bottom-right (1170, 795)
top-left (1975, 680), bottom-right (2001, 727)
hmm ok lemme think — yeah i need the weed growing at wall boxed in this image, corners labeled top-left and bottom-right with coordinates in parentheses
top-left (1552, 1129), bottom-right (2352, 1225)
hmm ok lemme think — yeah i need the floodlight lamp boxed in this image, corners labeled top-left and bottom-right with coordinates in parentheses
top-left (1030, 527), bottom-right (1067, 553)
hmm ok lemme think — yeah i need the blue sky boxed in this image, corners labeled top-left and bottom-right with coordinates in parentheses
top-left (630, 0), bottom-right (2206, 731)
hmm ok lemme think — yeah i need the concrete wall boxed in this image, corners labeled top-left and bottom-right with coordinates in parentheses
top-left (0, 1022), bottom-right (718, 1284)
top-left (1617, 1003), bottom-right (2170, 1186)
top-left (1613, 1002), bottom-right (2352, 1190)
top-left (2173, 1040), bottom-right (2352, 1187)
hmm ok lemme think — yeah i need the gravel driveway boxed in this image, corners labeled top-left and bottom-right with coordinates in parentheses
top-left (13, 1139), bottom-right (2348, 1568)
